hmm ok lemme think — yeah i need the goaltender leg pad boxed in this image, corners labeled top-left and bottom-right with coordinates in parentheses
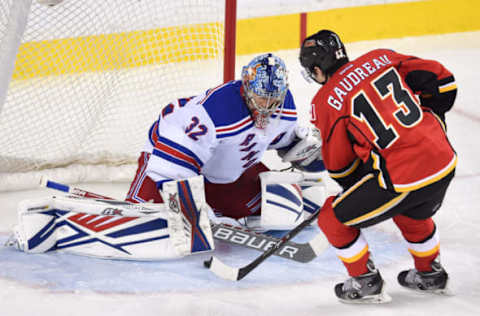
top-left (300, 177), bottom-right (328, 216)
top-left (54, 207), bottom-right (174, 260)
top-left (11, 196), bottom-right (180, 260)
top-left (9, 176), bottom-right (214, 260)
top-left (161, 175), bottom-right (214, 256)
top-left (255, 171), bottom-right (305, 230)
top-left (10, 198), bottom-right (57, 253)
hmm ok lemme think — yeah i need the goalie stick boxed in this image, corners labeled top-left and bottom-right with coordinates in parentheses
top-left (204, 207), bottom-right (328, 281)
top-left (40, 178), bottom-right (325, 263)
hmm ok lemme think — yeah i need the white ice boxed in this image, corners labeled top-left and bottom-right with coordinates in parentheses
top-left (0, 29), bottom-right (479, 316)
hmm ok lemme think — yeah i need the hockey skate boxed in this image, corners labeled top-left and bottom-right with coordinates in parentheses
top-left (335, 260), bottom-right (392, 304)
top-left (397, 259), bottom-right (451, 295)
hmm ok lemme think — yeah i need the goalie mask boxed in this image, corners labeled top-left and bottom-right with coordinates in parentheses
top-left (242, 53), bottom-right (288, 129)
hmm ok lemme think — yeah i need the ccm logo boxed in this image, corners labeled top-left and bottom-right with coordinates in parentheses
top-left (102, 208), bottom-right (123, 216)
top-left (213, 227), bottom-right (298, 258)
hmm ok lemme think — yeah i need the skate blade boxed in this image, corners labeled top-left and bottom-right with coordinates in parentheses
top-left (430, 278), bottom-right (454, 296)
top-left (339, 291), bottom-right (392, 304)
top-left (403, 279), bottom-right (454, 296)
top-left (432, 287), bottom-right (454, 296)
top-left (414, 286), bottom-right (454, 296)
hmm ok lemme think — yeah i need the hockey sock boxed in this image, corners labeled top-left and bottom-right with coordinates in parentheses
top-left (318, 196), bottom-right (369, 276)
top-left (393, 214), bottom-right (439, 272)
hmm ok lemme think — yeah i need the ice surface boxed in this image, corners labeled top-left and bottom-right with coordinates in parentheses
top-left (0, 22), bottom-right (479, 316)
top-left (0, 226), bottom-right (405, 293)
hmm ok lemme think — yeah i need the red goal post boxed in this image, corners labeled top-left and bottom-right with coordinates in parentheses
top-left (0, 0), bottom-right (237, 191)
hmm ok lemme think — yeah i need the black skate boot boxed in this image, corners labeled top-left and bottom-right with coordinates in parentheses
top-left (397, 259), bottom-right (451, 295)
top-left (334, 260), bottom-right (392, 304)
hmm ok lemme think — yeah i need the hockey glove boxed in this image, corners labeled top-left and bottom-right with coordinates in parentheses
top-left (279, 126), bottom-right (325, 172)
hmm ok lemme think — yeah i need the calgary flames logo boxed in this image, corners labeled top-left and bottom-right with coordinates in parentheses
top-left (168, 193), bottom-right (180, 213)
top-left (303, 39), bottom-right (317, 48)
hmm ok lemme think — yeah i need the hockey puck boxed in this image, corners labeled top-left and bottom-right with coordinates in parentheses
top-left (203, 257), bottom-right (213, 268)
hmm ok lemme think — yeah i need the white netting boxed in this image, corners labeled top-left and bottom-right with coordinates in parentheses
top-left (0, 0), bottom-right (226, 191)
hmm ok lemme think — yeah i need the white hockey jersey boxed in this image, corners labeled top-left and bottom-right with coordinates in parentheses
top-left (144, 80), bottom-right (299, 185)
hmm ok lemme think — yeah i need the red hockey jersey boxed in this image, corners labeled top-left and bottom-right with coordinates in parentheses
top-left (310, 49), bottom-right (457, 192)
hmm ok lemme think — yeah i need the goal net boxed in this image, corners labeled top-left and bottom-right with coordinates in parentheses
top-left (0, 0), bottom-right (230, 191)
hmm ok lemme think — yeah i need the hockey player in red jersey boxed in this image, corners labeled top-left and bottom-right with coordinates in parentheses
top-left (299, 30), bottom-right (457, 303)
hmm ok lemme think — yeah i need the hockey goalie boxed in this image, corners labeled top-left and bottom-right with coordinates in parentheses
top-left (6, 53), bottom-right (328, 261)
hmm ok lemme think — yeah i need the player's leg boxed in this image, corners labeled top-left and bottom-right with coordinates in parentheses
top-left (126, 158), bottom-right (323, 230)
top-left (393, 170), bottom-right (455, 294)
top-left (205, 164), bottom-right (322, 229)
top-left (126, 157), bottom-right (281, 223)
top-left (317, 174), bottom-right (402, 303)
top-left (125, 152), bottom-right (163, 203)
top-left (393, 215), bottom-right (449, 294)
top-left (205, 163), bottom-right (269, 219)
top-left (318, 170), bottom-right (455, 302)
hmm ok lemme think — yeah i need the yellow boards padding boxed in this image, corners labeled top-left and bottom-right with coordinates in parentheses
top-left (12, 0), bottom-right (480, 79)
top-left (236, 0), bottom-right (480, 55)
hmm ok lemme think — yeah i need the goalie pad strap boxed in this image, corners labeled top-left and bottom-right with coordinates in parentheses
top-left (162, 176), bottom-right (214, 255)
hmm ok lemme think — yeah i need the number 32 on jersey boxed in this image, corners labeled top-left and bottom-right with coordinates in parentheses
top-left (352, 68), bottom-right (423, 150)
top-left (185, 116), bottom-right (208, 141)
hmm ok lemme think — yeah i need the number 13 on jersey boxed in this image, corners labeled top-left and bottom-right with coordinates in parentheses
top-left (351, 68), bottom-right (423, 150)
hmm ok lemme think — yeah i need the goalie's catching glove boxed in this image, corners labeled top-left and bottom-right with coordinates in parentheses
top-left (278, 126), bottom-right (325, 172)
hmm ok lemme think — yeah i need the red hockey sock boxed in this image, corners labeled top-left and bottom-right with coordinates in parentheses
top-left (318, 196), bottom-right (369, 276)
top-left (343, 250), bottom-right (370, 277)
top-left (393, 214), bottom-right (439, 272)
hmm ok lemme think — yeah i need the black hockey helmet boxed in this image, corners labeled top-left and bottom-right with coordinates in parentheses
top-left (299, 30), bottom-right (349, 81)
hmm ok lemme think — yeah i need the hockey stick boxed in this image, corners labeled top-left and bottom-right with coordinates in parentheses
top-left (40, 178), bottom-right (116, 200)
top-left (210, 223), bottom-right (325, 263)
top-left (204, 207), bottom-right (328, 281)
top-left (40, 178), bottom-right (325, 263)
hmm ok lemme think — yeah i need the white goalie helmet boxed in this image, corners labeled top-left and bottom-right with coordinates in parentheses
top-left (241, 53), bottom-right (289, 129)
